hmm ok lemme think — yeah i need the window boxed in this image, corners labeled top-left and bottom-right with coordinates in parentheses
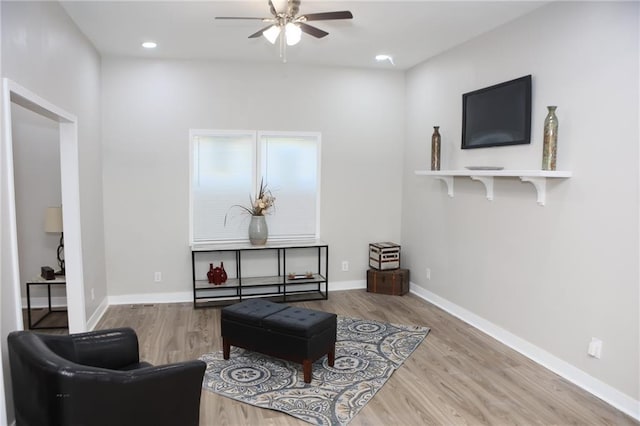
top-left (190, 130), bottom-right (321, 244)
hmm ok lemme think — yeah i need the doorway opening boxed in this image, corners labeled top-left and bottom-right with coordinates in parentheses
top-left (1, 78), bottom-right (86, 333)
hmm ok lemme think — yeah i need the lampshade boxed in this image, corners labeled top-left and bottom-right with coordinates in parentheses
top-left (285, 23), bottom-right (301, 46)
top-left (44, 207), bottom-right (63, 233)
top-left (263, 25), bottom-right (281, 44)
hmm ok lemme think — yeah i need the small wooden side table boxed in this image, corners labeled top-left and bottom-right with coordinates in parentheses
top-left (26, 275), bottom-right (67, 329)
top-left (366, 268), bottom-right (410, 296)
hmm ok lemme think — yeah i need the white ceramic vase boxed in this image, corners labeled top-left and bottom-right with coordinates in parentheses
top-left (248, 215), bottom-right (268, 245)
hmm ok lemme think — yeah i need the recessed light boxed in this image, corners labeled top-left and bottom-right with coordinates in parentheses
top-left (375, 54), bottom-right (395, 65)
top-left (142, 41), bottom-right (157, 49)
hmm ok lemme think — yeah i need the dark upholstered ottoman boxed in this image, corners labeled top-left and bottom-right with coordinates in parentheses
top-left (221, 299), bottom-right (337, 383)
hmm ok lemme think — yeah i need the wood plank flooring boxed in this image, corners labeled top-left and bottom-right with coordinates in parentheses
top-left (93, 290), bottom-right (637, 425)
top-left (22, 308), bottom-right (68, 333)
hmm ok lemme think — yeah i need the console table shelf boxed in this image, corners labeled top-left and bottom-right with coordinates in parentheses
top-left (414, 169), bottom-right (572, 206)
top-left (191, 241), bottom-right (328, 308)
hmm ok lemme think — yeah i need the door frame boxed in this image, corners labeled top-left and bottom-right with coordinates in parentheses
top-left (1, 78), bottom-right (86, 332)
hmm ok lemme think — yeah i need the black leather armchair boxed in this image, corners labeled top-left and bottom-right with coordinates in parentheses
top-left (8, 327), bottom-right (206, 426)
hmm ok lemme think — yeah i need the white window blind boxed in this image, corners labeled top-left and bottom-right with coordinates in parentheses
top-left (190, 129), bottom-right (320, 244)
top-left (260, 132), bottom-right (320, 241)
top-left (191, 130), bottom-right (256, 243)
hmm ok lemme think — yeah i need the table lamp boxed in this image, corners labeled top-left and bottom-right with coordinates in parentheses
top-left (44, 206), bottom-right (64, 276)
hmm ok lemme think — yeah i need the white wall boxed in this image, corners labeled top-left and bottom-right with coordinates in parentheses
top-left (402, 0), bottom-right (639, 408)
top-left (101, 59), bottom-right (405, 299)
top-left (1, 1), bottom-right (104, 422)
top-left (1, 0), bottom-right (105, 316)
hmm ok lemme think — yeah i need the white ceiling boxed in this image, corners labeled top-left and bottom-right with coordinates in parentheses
top-left (61, 1), bottom-right (547, 70)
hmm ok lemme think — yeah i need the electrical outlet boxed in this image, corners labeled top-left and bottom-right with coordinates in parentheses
top-left (426, 268), bottom-right (431, 280)
top-left (341, 261), bottom-right (349, 272)
top-left (154, 272), bottom-right (162, 282)
top-left (588, 338), bottom-right (603, 359)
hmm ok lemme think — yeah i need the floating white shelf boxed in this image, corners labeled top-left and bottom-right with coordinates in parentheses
top-left (414, 169), bottom-right (572, 206)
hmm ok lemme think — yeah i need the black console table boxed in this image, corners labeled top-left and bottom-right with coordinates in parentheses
top-left (26, 275), bottom-right (68, 329)
top-left (191, 240), bottom-right (328, 308)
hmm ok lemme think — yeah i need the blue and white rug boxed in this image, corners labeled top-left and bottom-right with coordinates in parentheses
top-left (200, 316), bottom-right (430, 425)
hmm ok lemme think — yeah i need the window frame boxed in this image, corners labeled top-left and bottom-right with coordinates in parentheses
top-left (189, 129), bottom-right (321, 245)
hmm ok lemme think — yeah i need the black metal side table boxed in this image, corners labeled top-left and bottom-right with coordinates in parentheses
top-left (26, 275), bottom-right (67, 329)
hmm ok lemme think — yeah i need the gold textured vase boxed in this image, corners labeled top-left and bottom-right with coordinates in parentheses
top-left (431, 126), bottom-right (441, 170)
top-left (542, 106), bottom-right (558, 171)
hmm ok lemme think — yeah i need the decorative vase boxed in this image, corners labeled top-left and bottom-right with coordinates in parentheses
top-left (220, 262), bottom-right (227, 283)
top-left (211, 266), bottom-right (223, 285)
top-left (207, 263), bottom-right (215, 284)
top-left (431, 126), bottom-right (441, 170)
top-left (542, 106), bottom-right (558, 171)
top-left (248, 215), bottom-right (268, 245)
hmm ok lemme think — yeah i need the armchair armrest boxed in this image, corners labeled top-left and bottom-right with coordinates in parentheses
top-left (58, 359), bottom-right (207, 426)
top-left (41, 327), bottom-right (140, 370)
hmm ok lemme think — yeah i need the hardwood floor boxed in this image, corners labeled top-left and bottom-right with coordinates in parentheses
top-left (94, 290), bottom-right (637, 425)
top-left (22, 308), bottom-right (68, 334)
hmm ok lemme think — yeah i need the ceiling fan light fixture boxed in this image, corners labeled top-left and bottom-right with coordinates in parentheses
top-left (263, 25), bottom-right (281, 44)
top-left (285, 23), bottom-right (302, 46)
top-left (216, 1), bottom-right (354, 60)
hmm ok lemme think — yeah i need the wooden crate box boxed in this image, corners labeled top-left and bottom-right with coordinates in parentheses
top-left (366, 268), bottom-right (409, 296)
top-left (369, 242), bottom-right (400, 270)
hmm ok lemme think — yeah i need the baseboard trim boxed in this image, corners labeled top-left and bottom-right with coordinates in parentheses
top-left (409, 283), bottom-right (640, 421)
top-left (21, 296), bottom-right (67, 309)
top-left (328, 280), bottom-right (367, 291)
top-left (108, 291), bottom-right (193, 306)
top-left (86, 297), bottom-right (109, 331)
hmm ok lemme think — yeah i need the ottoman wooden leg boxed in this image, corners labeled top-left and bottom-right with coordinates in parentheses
top-left (223, 337), bottom-right (230, 360)
top-left (303, 359), bottom-right (312, 383)
top-left (328, 345), bottom-right (335, 367)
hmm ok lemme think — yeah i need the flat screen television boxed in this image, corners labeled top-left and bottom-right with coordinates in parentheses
top-left (461, 75), bottom-right (531, 149)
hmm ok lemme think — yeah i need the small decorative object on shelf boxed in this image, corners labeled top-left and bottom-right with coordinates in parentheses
top-left (431, 126), bottom-right (441, 170)
top-left (207, 263), bottom-right (226, 285)
top-left (220, 262), bottom-right (227, 283)
top-left (542, 106), bottom-right (558, 170)
top-left (207, 263), bottom-right (215, 284)
top-left (287, 272), bottom-right (314, 280)
top-left (40, 266), bottom-right (55, 281)
top-left (225, 178), bottom-right (275, 246)
top-left (249, 215), bottom-right (268, 246)
top-left (213, 266), bottom-right (224, 285)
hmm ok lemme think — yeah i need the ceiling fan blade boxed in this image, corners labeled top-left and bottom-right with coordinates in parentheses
top-left (248, 25), bottom-right (275, 38)
top-left (302, 11), bottom-right (353, 22)
top-left (299, 23), bottom-right (328, 39)
top-left (215, 17), bottom-right (270, 21)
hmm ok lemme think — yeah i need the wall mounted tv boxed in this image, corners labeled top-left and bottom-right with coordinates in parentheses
top-left (461, 75), bottom-right (532, 149)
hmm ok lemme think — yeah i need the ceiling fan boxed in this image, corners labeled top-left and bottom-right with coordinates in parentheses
top-left (215, 0), bottom-right (353, 60)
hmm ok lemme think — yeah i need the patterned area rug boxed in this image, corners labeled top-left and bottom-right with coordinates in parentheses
top-left (200, 316), bottom-right (430, 425)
